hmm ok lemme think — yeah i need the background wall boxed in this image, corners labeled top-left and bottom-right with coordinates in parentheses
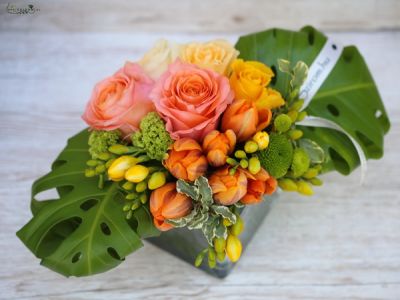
top-left (1, 1), bottom-right (399, 299)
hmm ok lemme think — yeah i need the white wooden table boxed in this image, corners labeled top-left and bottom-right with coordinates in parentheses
top-left (1, 1), bottom-right (399, 299)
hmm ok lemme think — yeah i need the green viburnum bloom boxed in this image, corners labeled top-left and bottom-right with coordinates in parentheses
top-left (88, 130), bottom-right (121, 159)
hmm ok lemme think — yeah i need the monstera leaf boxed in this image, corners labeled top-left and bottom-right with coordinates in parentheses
top-left (17, 129), bottom-right (159, 277)
top-left (235, 26), bottom-right (390, 174)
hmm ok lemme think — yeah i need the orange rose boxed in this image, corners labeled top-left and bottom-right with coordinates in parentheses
top-left (221, 99), bottom-right (272, 142)
top-left (164, 138), bottom-right (208, 181)
top-left (150, 182), bottom-right (193, 231)
top-left (208, 167), bottom-right (247, 205)
top-left (241, 168), bottom-right (277, 204)
top-left (202, 129), bottom-right (236, 167)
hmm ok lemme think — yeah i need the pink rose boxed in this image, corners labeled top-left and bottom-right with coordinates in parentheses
top-left (150, 60), bottom-right (234, 141)
top-left (82, 62), bottom-right (155, 136)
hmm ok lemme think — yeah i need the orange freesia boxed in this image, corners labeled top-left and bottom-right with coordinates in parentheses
top-left (221, 99), bottom-right (272, 142)
top-left (208, 167), bottom-right (247, 205)
top-left (164, 138), bottom-right (208, 181)
top-left (202, 129), bottom-right (236, 167)
top-left (241, 168), bottom-right (277, 204)
top-left (150, 182), bottom-right (193, 231)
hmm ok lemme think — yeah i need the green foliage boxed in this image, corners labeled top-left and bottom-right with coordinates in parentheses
top-left (17, 129), bottom-right (159, 277)
top-left (235, 26), bottom-right (390, 175)
top-left (131, 112), bottom-right (173, 161)
top-left (169, 176), bottom-right (236, 245)
top-left (257, 134), bottom-right (293, 178)
top-left (88, 130), bottom-right (120, 159)
top-left (299, 138), bottom-right (325, 164)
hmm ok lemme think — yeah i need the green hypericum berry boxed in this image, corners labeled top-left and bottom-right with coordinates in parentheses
top-left (108, 144), bottom-right (130, 155)
top-left (195, 250), bottom-right (206, 267)
top-left (288, 129), bottom-right (303, 140)
top-left (230, 216), bottom-right (244, 236)
top-left (235, 150), bottom-right (247, 159)
top-left (287, 110), bottom-right (298, 122)
top-left (139, 193), bottom-right (148, 204)
top-left (226, 157), bottom-right (238, 166)
top-left (105, 158), bottom-right (116, 168)
top-left (310, 177), bottom-right (323, 186)
top-left (86, 160), bottom-right (99, 167)
top-left (148, 172), bottom-right (166, 190)
top-left (122, 181), bottom-right (134, 191)
top-left (240, 159), bottom-right (249, 169)
top-left (274, 114), bottom-right (292, 132)
top-left (126, 210), bottom-right (133, 219)
top-left (85, 169), bottom-right (96, 177)
top-left (97, 152), bottom-right (111, 161)
top-left (126, 193), bottom-right (136, 200)
top-left (297, 181), bottom-right (314, 196)
top-left (214, 237), bottom-right (227, 253)
top-left (208, 248), bottom-right (217, 269)
top-left (95, 164), bottom-right (106, 174)
top-left (303, 168), bottom-right (319, 179)
top-left (297, 111), bottom-right (308, 121)
top-left (248, 157), bottom-right (261, 174)
top-left (244, 140), bottom-right (259, 153)
top-left (123, 204), bottom-right (131, 212)
top-left (131, 199), bottom-right (141, 210)
top-left (136, 181), bottom-right (147, 193)
top-left (291, 99), bottom-right (305, 111)
top-left (278, 178), bottom-right (298, 191)
top-left (216, 251), bottom-right (226, 262)
top-left (291, 148), bottom-right (310, 177)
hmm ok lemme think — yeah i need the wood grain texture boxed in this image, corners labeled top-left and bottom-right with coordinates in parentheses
top-left (0, 15), bottom-right (400, 300)
top-left (0, 0), bottom-right (399, 33)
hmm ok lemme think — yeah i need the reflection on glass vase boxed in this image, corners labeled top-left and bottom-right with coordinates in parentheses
top-left (147, 193), bottom-right (277, 278)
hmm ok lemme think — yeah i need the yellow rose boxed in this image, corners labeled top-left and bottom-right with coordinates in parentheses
top-left (180, 39), bottom-right (239, 75)
top-left (138, 39), bottom-right (181, 79)
top-left (256, 88), bottom-right (285, 110)
top-left (230, 59), bottom-right (284, 109)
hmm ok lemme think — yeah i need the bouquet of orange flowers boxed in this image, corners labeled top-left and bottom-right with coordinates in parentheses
top-left (18, 27), bottom-right (389, 277)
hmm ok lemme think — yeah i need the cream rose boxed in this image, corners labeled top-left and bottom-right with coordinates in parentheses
top-left (180, 39), bottom-right (239, 75)
top-left (138, 39), bottom-right (181, 79)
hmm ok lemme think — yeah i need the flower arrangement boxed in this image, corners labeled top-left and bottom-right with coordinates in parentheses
top-left (17, 26), bottom-right (390, 277)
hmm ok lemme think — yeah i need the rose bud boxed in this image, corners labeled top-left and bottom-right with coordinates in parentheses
top-left (221, 99), bottom-right (272, 142)
top-left (241, 168), bottom-right (277, 204)
top-left (164, 138), bottom-right (208, 181)
top-left (208, 166), bottom-right (247, 205)
top-left (150, 182), bottom-right (193, 231)
top-left (202, 130), bottom-right (236, 167)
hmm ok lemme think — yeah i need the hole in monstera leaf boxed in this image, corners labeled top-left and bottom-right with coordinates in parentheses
top-left (375, 109), bottom-right (383, 118)
top-left (100, 222), bottom-right (111, 235)
top-left (107, 247), bottom-right (122, 260)
top-left (35, 185), bottom-right (73, 202)
top-left (327, 104), bottom-right (340, 117)
top-left (270, 65), bottom-right (277, 85)
top-left (331, 44), bottom-right (337, 50)
top-left (307, 30), bottom-right (314, 45)
top-left (80, 199), bottom-right (99, 211)
top-left (328, 148), bottom-right (350, 175)
top-left (355, 131), bottom-right (380, 157)
top-left (71, 252), bottom-right (82, 263)
top-left (36, 217), bottom-right (83, 258)
top-left (51, 160), bottom-right (67, 170)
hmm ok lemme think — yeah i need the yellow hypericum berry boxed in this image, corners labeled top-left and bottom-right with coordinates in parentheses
top-left (148, 172), bottom-right (167, 190)
top-left (122, 181), bottom-right (134, 191)
top-left (297, 181), bottom-right (314, 196)
top-left (253, 131), bottom-right (270, 150)
top-left (213, 237), bottom-right (226, 253)
top-left (278, 178), bottom-right (298, 191)
top-left (248, 157), bottom-right (261, 175)
top-left (108, 156), bottom-right (138, 181)
top-left (230, 216), bottom-right (244, 236)
top-left (216, 251), bottom-right (226, 262)
top-left (240, 159), bottom-right (249, 169)
top-left (310, 177), bottom-right (323, 186)
top-left (244, 140), bottom-right (259, 153)
top-left (108, 144), bottom-right (130, 155)
top-left (125, 165), bottom-right (149, 183)
top-left (226, 235), bottom-right (242, 263)
top-left (297, 111), bottom-right (308, 122)
top-left (234, 150), bottom-right (247, 159)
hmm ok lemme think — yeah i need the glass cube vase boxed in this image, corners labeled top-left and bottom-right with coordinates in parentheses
top-left (146, 193), bottom-right (278, 278)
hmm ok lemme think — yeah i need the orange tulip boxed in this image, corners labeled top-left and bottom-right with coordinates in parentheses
top-left (221, 99), bottom-right (272, 142)
top-left (208, 167), bottom-right (247, 205)
top-left (241, 168), bottom-right (277, 204)
top-left (202, 129), bottom-right (236, 167)
top-left (150, 182), bottom-right (193, 231)
top-left (164, 138), bottom-right (208, 181)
